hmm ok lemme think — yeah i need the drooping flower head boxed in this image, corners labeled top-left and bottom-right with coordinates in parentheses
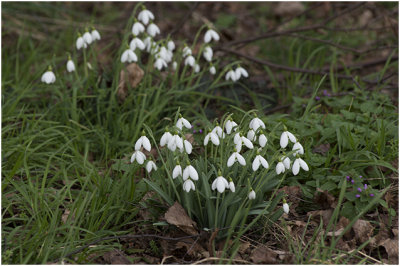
top-left (41, 66), bottom-right (56, 84)
top-left (204, 28), bottom-right (220, 43)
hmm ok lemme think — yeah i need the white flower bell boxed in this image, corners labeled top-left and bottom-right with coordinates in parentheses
top-left (132, 21), bottom-right (145, 35)
top-left (183, 164), bottom-right (199, 181)
top-left (276, 161), bottom-right (285, 175)
top-left (184, 55), bottom-right (195, 67)
top-left (135, 133), bottom-right (151, 152)
top-left (225, 69), bottom-right (237, 81)
top-left (91, 28), bottom-right (101, 41)
top-left (259, 133), bottom-right (268, 148)
top-left (176, 115), bottom-right (192, 130)
top-left (280, 129), bottom-right (297, 149)
top-left (83, 31), bottom-right (93, 45)
top-left (121, 48), bottom-right (138, 63)
top-left (292, 157), bottom-right (309, 175)
top-left (209, 66), bottom-right (216, 75)
top-left (283, 202), bottom-right (289, 214)
top-left (203, 46), bottom-right (213, 62)
top-left (183, 179), bottom-right (195, 192)
top-left (183, 46), bottom-right (192, 57)
top-left (227, 150), bottom-right (246, 167)
top-left (76, 35), bottom-right (87, 50)
top-left (235, 66), bottom-right (248, 80)
top-left (146, 161), bottom-right (157, 173)
top-left (172, 164), bottom-right (182, 179)
top-left (228, 179), bottom-right (235, 192)
top-left (66, 59), bottom-right (75, 73)
top-left (147, 23), bottom-right (160, 37)
top-left (41, 68), bottom-right (56, 84)
top-left (204, 131), bottom-right (220, 146)
top-left (249, 116), bottom-right (266, 131)
top-left (131, 150), bottom-right (146, 164)
top-left (252, 154), bottom-right (269, 171)
top-left (154, 57), bottom-right (167, 71)
top-left (167, 40), bottom-right (175, 51)
top-left (130, 37), bottom-right (145, 50)
top-left (248, 190), bottom-right (256, 200)
top-left (292, 142), bottom-right (304, 156)
top-left (225, 119), bottom-right (238, 134)
top-left (212, 173), bottom-right (229, 193)
top-left (138, 9), bottom-right (155, 25)
top-left (204, 28), bottom-right (220, 43)
top-left (160, 130), bottom-right (172, 147)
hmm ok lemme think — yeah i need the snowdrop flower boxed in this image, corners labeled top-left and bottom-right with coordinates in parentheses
top-left (76, 34), bottom-right (87, 50)
top-left (160, 129), bottom-right (172, 147)
top-left (209, 66), bottom-right (216, 75)
top-left (212, 124), bottom-right (225, 139)
top-left (83, 30), bottom-right (93, 45)
top-left (121, 48), bottom-right (138, 63)
top-left (183, 179), bottom-right (195, 192)
top-left (66, 58), bottom-right (75, 73)
top-left (41, 67), bottom-right (56, 84)
top-left (248, 190), bottom-right (256, 200)
top-left (176, 115), bottom-right (191, 130)
top-left (252, 153), bottom-right (269, 171)
top-left (212, 173), bottom-right (229, 193)
top-left (292, 157), bottom-right (309, 176)
top-left (132, 21), bottom-right (145, 35)
top-left (282, 156), bottom-right (291, 170)
top-left (172, 61), bottom-right (178, 71)
top-left (227, 149), bottom-right (246, 167)
top-left (168, 133), bottom-right (183, 152)
top-left (130, 37), bottom-right (145, 51)
top-left (225, 69), bottom-right (237, 81)
top-left (234, 133), bottom-right (253, 151)
top-left (203, 46), bottom-right (213, 62)
top-left (172, 164), bottom-right (182, 179)
top-left (276, 161), bottom-right (285, 175)
top-left (131, 150), bottom-right (146, 164)
top-left (146, 161), bottom-right (157, 173)
top-left (249, 116), bottom-right (266, 131)
top-left (184, 55), bottom-right (195, 67)
top-left (183, 164), bottom-right (199, 181)
top-left (194, 64), bottom-right (200, 73)
top-left (154, 56), bottom-right (167, 71)
top-left (283, 200), bottom-right (289, 214)
top-left (158, 47), bottom-right (172, 62)
top-left (91, 28), bottom-right (101, 41)
top-left (204, 28), bottom-right (220, 43)
top-left (135, 133), bottom-right (151, 152)
top-left (138, 8), bottom-right (155, 25)
top-left (147, 23), bottom-right (160, 37)
top-left (258, 132), bottom-right (268, 148)
top-left (292, 142), bottom-right (304, 156)
top-left (167, 40), bottom-right (175, 51)
top-left (183, 139), bottom-right (192, 154)
top-left (225, 119), bottom-right (238, 134)
top-left (280, 129), bottom-right (297, 149)
top-left (247, 129), bottom-right (256, 142)
top-left (235, 66), bottom-right (248, 80)
top-left (143, 36), bottom-right (153, 52)
top-left (204, 130), bottom-right (220, 146)
top-left (183, 46), bottom-right (192, 57)
top-left (228, 178), bottom-right (235, 192)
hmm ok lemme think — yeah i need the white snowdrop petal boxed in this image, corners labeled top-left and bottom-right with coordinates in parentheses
top-left (249, 190), bottom-right (256, 200)
top-left (276, 162), bottom-right (285, 174)
top-left (283, 203), bottom-right (289, 214)
top-left (204, 134), bottom-right (210, 146)
top-left (252, 157), bottom-right (260, 171)
top-left (216, 179), bottom-right (226, 193)
top-left (67, 60), bottom-right (75, 72)
top-left (283, 157), bottom-right (291, 169)
top-left (183, 167), bottom-right (190, 180)
top-left (299, 158), bottom-right (309, 171)
top-left (142, 137), bottom-right (151, 152)
top-left (172, 165), bottom-right (182, 179)
top-left (242, 137), bottom-right (254, 149)
top-left (293, 142), bottom-right (304, 155)
top-left (260, 156), bottom-right (269, 169)
top-left (280, 132), bottom-right (288, 149)
top-left (292, 159), bottom-right (300, 175)
top-left (229, 182), bottom-right (235, 192)
top-left (146, 161), bottom-right (152, 173)
top-left (204, 31), bottom-right (211, 43)
top-left (210, 133), bottom-right (220, 146)
top-left (184, 140), bottom-right (192, 154)
top-left (237, 153), bottom-right (246, 166)
top-left (136, 152), bottom-right (145, 165)
top-left (182, 118), bottom-right (191, 129)
top-left (234, 133), bottom-right (241, 144)
top-left (135, 138), bottom-right (143, 151)
top-left (287, 131), bottom-right (297, 143)
top-left (227, 153), bottom-right (235, 167)
top-left (259, 134), bottom-right (267, 147)
top-left (247, 130), bottom-right (256, 142)
top-left (189, 165), bottom-right (198, 180)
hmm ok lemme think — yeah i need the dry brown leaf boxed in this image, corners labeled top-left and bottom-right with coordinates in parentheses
top-left (250, 245), bottom-right (278, 264)
top-left (352, 219), bottom-right (374, 244)
top-left (238, 241), bottom-right (251, 255)
top-left (312, 143), bottom-right (331, 155)
top-left (307, 209), bottom-right (333, 227)
top-left (175, 239), bottom-right (207, 258)
top-left (278, 186), bottom-right (302, 216)
top-left (102, 250), bottom-right (131, 264)
top-left (61, 209), bottom-right (75, 224)
top-left (165, 202), bottom-right (198, 236)
top-left (117, 63), bottom-right (144, 102)
top-left (382, 239), bottom-right (399, 264)
top-left (315, 188), bottom-right (337, 209)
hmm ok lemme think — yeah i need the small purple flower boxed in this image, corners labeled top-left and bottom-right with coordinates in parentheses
top-left (356, 194), bottom-right (361, 198)
top-left (346, 176), bottom-right (350, 181)
top-left (351, 179), bottom-right (354, 184)
top-left (315, 96), bottom-right (321, 101)
top-left (370, 193), bottom-right (374, 197)
top-left (193, 130), bottom-right (196, 134)
top-left (359, 175), bottom-right (363, 178)
top-left (199, 129), bottom-right (203, 133)
top-left (364, 184), bottom-right (367, 190)
top-left (323, 90), bottom-right (331, 97)
top-left (357, 187), bottom-right (362, 192)
top-left (196, 122), bottom-right (201, 126)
